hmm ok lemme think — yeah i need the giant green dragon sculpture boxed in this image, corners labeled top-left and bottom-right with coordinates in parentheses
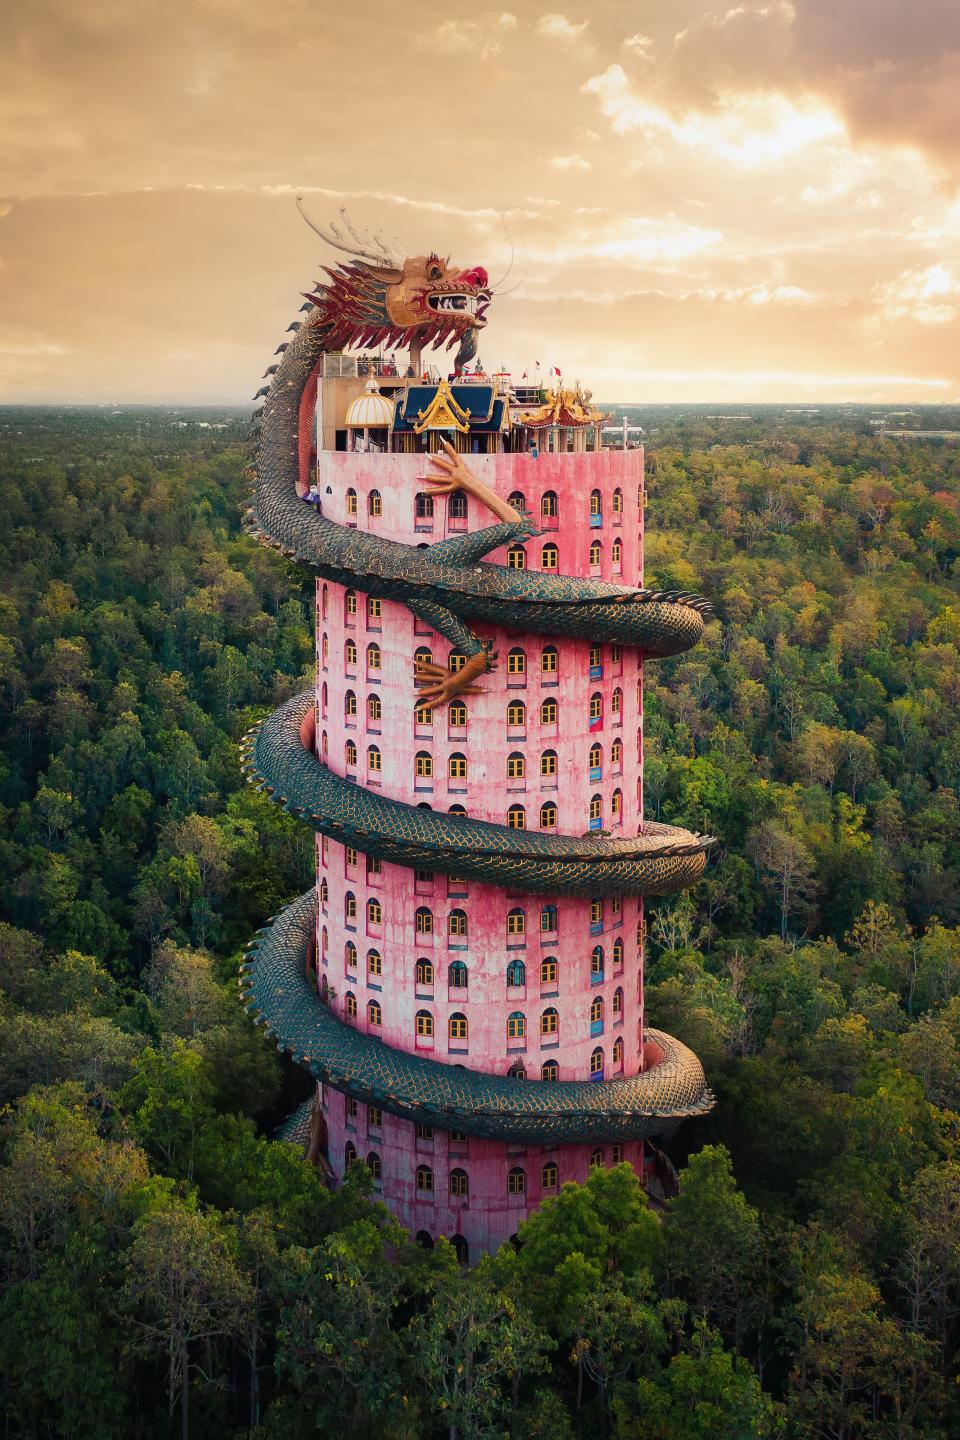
top-left (239, 207), bottom-right (715, 1142)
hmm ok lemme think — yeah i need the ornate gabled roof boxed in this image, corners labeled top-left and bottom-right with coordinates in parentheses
top-left (412, 377), bottom-right (472, 434)
top-left (517, 386), bottom-right (610, 429)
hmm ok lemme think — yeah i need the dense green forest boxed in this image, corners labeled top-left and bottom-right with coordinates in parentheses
top-left (2, 404), bottom-right (960, 1439)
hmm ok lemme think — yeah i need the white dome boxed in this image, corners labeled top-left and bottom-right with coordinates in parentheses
top-left (345, 375), bottom-right (395, 429)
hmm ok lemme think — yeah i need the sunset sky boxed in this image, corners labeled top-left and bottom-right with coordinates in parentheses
top-left (2, 0), bottom-right (959, 404)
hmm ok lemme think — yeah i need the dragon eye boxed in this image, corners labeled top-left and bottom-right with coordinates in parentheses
top-left (428, 263), bottom-right (442, 280)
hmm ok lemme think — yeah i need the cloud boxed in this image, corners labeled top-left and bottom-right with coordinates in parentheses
top-left (536, 13), bottom-right (589, 41)
top-left (583, 64), bottom-right (842, 166)
top-left (499, 12), bottom-right (518, 28)
top-left (549, 153), bottom-right (592, 170)
top-left (623, 33), bottom-right (654, 58)
top-left (425, 20), bottom-right (501, 61)
top-left (876, 263), bottom-right (960, 325)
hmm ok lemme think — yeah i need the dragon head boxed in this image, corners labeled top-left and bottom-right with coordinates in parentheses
top-left (298, 203), bottom-right (490, 370)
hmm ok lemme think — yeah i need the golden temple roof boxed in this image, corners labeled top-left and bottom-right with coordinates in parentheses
top-left (413, 377), bottom-right (472, 434)
top-left (516, 387), bottom-right (609, 429)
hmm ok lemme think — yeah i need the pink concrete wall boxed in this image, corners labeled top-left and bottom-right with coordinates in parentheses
top-left (312, 448), bottom-right (652, 1252)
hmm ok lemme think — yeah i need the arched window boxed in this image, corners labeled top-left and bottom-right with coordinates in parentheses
top-left (541, 698), bottom-right (558, 725)
top-left (507, 647), bottom-right (526, 676)
top-left (541, 749), bottom-right (558, 777)
top-left (345, 940), bottom-right (357, 970)
top-left (589, 741), bottom-right (603, 771)
top-left (507, 1167), bottom-right (526, 1195)
top-left (507, 545), bottom-right (526, 570)
top-left (541, 490), bottom-right (558, 519)
top-left (591, 995), bottom-right (604, 1032)
top-left (613, 486), bottom-right (623, 514)
top-left (507, 908), bottom-right (525, 936)
top-left (507, 1011), bottom-right (526, 1039)
top-left (449, 492), bottom-right (467, 519)
top-left (449, 701), bottom-right (468, 727)
top-left (415, 492), bottom-right (434, 519)
top-left (345, 891), bottom-right (357, 922)
top-left (612, 737), bottom-right (623, 769)
top-left (321, 584), bottom-right (328, 618)
top-left (590, 794), bottom-right (603, 826)
top-left (541, 1006), bottom-right (559, 1036)
top-left (541, 542), bottom-right (559, 571)
top-left (321, 680), bottom-right (328, 714)
top-left (416, 1010), bottom-right (434, 1038)
top-left (449, 1012), bottom-right (468, 1041)
top-left (367, 744), bottom-right (381, 772)
top-left (416, 957), bottom-right (434, 986)
top-left (320, 878), bottom-right (328, 907)
top-left (345, 739), bottom-right (358, 767)
top-left (367, 643), bottom-right (381, 674)
top-left (450, 1168), bottom-right (469, 1199)
top-left (507, 804), bottom-right (526, 830)
top-left (345, 689), bottom-right (357, 719)
top-left (612, 537), bottom-right (623, 569)
top-left (415, 700), bottom-right (433, 726)
top-left (612, 687), bottom-right (623, 719)
top-left (589, 692), bottom-right (603, 725)
top-left (541, 1059), bottom-right (559, 1081)
top-left (589, 539), bottom-right (602, 567)
top-left (541, 645), bottom-right (558, 675)
top-left (448, 803), bottom-right (467, 817)
top-left (451, 1234), bottom-right (469, 1264)
top-left (367, 948), bottom-right (382, 977)
top-left (367, 596), bottom-right (381, 624)
top-left (542, 1161), bottom-right (559, 1188)
top-left (589, 643), bottom-right (603, 674)
top-left (415, 1229), bottom-right (433, 1248)
top-left (415, 751), bottom-right (433, 779)
top-left (540, 801), bottom-right (557, 828)
top-left (414, 644), bottom-right (433, 668)
top-left (368, 1151), bottom-right (382, 1181)
top-left (448, 909), bottom-right (468, 939)
top-left (345, 638), bottom-right (358, 669)
top-left (506, 958), bottom-right (526, 987)
top-left (589, 489), bottom-right (602, 518)
top-left (613, 937), bottom-right (624, 969)
top-left (448, 752), bottom-right (467, 780)
top-left (540, 956), bottom-right (558, 986)
top-left (368, 489), bottom-right (382, 517)
top-left (508, 490), bottom-right (526, 511)
top-left (448, 959), bottom-right (468, 989)
top-left (591, 945), bottom-right (604, 979)
top-left (540, 904), bottom-right (558, 932)
top-left (321, 729), bottom-right (328, 760)
top-left (590, 1046), bottom-right (604, 1076)
top-left (590, 1147), bottom-right (604, 1168)
top-left (449, 650), bottom-right (468, 674)
top-left (346, 488), bottom-right (358, 517)
top-left (344, 991), bottom-right (357, 1019)
top-left (507, 699), bottom-right (526, 728)
top-left (612, 788), bottom-right (623, 822)
top-left (613, 986), bottom-right (623, 1017)
top-left (507, 751), bottom-right (525, 779)
top-left (415, 907), bottom-right (433, 935)
top-left (508, 1058), bottom-right (527, 1079)
top-left (416, 1164), bottom-right (434, 1191)
top-left (368, 999), bottom-right (382, 1027)
top-left (345, 1141), bottom-right (357, 1167)
top-left (345, 589), bottom-right (358, 621)
top-left (367, 897), bottom-right (382, 927)
top-left (613, 1036), bottom-right (624, 1069)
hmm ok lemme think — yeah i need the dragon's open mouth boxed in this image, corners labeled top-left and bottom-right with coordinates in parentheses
top-left (428, 290), bottom-right (491, 325)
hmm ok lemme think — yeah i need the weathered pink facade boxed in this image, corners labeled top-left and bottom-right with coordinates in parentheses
top-left (313, 449), bottom-right (652, 1258)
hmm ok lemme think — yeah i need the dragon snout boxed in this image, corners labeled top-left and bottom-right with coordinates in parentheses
top-left (460, 266), bottom-right (489, 289)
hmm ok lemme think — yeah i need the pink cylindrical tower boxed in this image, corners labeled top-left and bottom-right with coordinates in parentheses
top-left (313, 449), bottom-right (655, 1257)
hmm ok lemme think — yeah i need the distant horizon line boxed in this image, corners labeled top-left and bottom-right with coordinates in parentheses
top-left (2, 399), bottom-right (958, 411)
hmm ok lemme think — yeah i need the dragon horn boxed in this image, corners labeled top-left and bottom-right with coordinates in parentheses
top-left (296, 196), bottom-right (403, 267)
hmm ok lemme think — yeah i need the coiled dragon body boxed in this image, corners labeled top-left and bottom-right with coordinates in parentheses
top-left (240, 219), bottom-right (716, 1142)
